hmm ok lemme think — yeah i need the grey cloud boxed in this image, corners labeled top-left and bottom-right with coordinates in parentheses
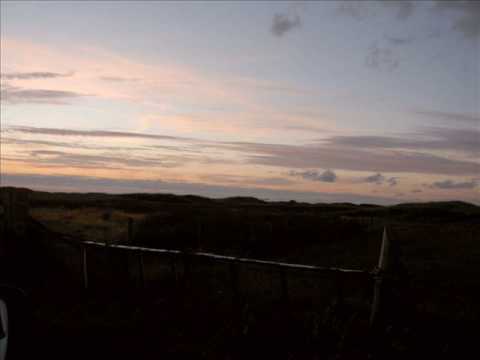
top-left (271, 13), bottom-right (301, 37)
top-left (387, 177), bottom-right (398, 187)
top-left (1, 71), bottom-right (73, 80)
top-left (1, 83), bottom-right (85, 105)
top-left (1, 137), bottom-right (88, 149)
top-left (336, 2), bottom-right (416, 70)
top-left (14, 150), bottom-right (180, 169)
top-left (365, 44), bottom-right (399, 71)
top-left (4, 134), bottom-right (226, 170)
top-left (414, 109), bottom-right (480, 126)
top-left (289, 169), bottom-right (337, 183)
top-left (6, 125), bottom-right (480, 176)
top-left (30, 150), bottom-right (66, 156)
top-left (427, 127), bottom-right (479, 156)
top-left (433, 0), bottom-right (480, 39)
top-left (328, 127), bottom-right (480, 156)
top-left (365, 173), bottom-right (385, 184)
top-left (1, 137), bottom-right (148, 152)
top-left (240, 143), bottom-right (480, 175)
top-left (9, 125), bottom-right (189, 142)
top-left (431, 179), bottom-right (478, 189)
top-left (363, 173), bottom-right (397, 186)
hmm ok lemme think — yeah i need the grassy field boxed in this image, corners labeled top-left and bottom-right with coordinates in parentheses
top-left (30, 207), bottom-right (146, 242)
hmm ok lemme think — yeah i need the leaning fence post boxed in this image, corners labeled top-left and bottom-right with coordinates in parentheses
top-left (369, 226), bottom-right (389, 327)
top-left (82, 245), bottom-right (89, 290)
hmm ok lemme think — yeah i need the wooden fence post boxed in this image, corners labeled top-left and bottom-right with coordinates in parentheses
top-left (369, 226), bottom-right (389, 327)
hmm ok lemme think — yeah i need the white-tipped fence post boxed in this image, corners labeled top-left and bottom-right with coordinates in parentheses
top-left (369, 226), bottom-right (389, 327)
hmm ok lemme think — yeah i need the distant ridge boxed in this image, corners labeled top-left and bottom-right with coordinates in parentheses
top-left (1, 187), bottom-right (478, 216)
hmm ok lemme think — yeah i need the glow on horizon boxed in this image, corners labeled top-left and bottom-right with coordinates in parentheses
top-left (1, 1), bottom-right (479, 204)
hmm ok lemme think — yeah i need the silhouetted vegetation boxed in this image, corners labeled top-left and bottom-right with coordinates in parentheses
top-left (1, 187), bottom-right (479, 359)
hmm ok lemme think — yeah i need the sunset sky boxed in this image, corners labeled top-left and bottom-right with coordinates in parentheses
top-left (1, 1), bottom-right (479, 204)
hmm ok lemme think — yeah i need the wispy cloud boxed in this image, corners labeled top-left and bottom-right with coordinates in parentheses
top-left (239, 143), bottom-right (479, 175)
top-left (1, 136), bottom-right (147, 152)
top-left (289, 169), bottom-right (337, 183)
top-left (431, 179), bottom-right (478, 190)
top-left (433, 0), bottom-right (480, 39)
top-left (6, 150), bottom-right (181, 169)
top-left (7, 125), bottom-right (480, 176)
top-left (414, 109), bottom-right (480, 126)
top-left (9, 125), bottom-right (189, 142)
top-left (327, 127), bottom-right (480, 156)
top-left (1, 83), bottom-right (86, 105)
top-left (1, 37), bottom-right (257, 113)
top-left (1, 71), bottom-right (73, 80)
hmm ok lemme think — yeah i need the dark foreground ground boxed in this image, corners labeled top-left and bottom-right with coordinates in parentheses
top-left (1, 187), bottom-right (479, 359)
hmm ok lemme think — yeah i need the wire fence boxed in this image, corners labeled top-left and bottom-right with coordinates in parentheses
top-left (1, 187), bottom-right (393, 330)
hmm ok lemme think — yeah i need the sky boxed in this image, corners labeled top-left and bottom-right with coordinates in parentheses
top-left (0, 0), bottom-right (479, 204)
